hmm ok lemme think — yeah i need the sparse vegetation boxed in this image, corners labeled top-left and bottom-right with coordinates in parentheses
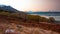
top-left (0, 9), bottom-right (55, 23)
top-left (27, 15), bottom-right (52, 22)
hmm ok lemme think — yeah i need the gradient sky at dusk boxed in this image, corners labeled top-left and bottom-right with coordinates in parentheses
top-left (0, 0), bottom-right (60, 12)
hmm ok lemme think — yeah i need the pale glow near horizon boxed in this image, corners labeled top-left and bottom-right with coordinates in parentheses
top-left (0, 0), bottom-right (60, 12)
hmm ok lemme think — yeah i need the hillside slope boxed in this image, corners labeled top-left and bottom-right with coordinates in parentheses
top-left (0, 15), bottom-right (60, 34)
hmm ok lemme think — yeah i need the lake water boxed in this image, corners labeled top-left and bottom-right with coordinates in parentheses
top-left (27, 12), bottom-right (60, 21)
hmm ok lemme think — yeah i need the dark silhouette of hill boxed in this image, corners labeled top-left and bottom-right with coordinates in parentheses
top-left (0, 5), bottom-right (17, 13)
top-left (0, 5), bottom-right (26, 13)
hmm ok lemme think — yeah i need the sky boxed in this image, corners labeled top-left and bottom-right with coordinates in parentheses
top-left (0, 0), bottom-right (60, 12)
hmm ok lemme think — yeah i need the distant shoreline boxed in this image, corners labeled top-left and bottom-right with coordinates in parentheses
top-left (28, 14), bottom-right (60, 21)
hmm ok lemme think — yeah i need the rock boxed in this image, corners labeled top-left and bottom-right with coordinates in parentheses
top-left (4, 28), bottom-right (20, 34)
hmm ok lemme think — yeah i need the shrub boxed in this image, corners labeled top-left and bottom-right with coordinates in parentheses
top-left (49, 17), bottom-right (55, 22)
top-left (27, 15), bottom-right (50, 22)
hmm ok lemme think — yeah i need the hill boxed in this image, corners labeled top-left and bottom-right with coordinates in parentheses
top-left (0, 14), bottom-right (60, 34)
